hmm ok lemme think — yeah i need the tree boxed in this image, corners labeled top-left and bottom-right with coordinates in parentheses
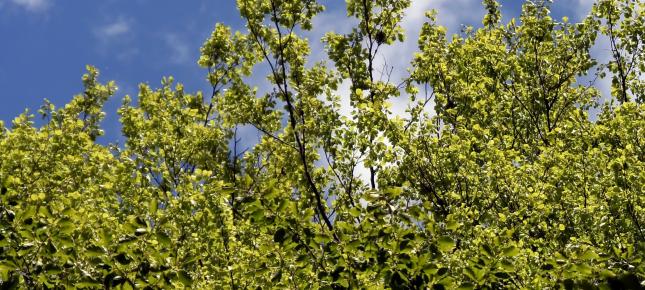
top-left (0, 0), bottom-right (643, 288)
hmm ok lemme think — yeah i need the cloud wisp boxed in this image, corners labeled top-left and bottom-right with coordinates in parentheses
top-left (95, 18), bottom-right (131, 39)
top-left (163, 34), bottom-right (192, 65)
top-left (93, 18), bottom-right (139, 61)
top-left (9, 0), bottom-right (50, 12)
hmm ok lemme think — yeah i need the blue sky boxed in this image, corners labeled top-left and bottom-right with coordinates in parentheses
top-left (0, 0), bottom-right (598, 144)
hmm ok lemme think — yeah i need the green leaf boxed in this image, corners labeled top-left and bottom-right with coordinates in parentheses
top-left (502, 246), bottom-right (520, 257)
top-left (579, 249), bottom-right (599, 260)
top-left (149, 198), bottom-right (158, 214)
top-left (0, 260), bottom-right (17, 271)
top-left (437, 236), bottom-right (455, 252)
top-left (177, 270), bottom-right (193, 286)
top-left (156, 232), bottom-right (171, 246)
top-left (599, 269), bottom-right (616, 278)
top-left (338, 278), bottom-right (349, 288)
top-left (58, 218), bottom-right (75, 235)
top-left (314, 234), bottom-right (331, 244)
top-left (86, 245), bottom-right (106, 257)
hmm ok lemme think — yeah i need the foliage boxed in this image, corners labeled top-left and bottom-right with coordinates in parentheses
top-left (1, 0), bottom-right (644, 288)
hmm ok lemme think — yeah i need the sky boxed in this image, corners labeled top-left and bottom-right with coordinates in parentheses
top-left (0, 0), bottom-right (600, 145)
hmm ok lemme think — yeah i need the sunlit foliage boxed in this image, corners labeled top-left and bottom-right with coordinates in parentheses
top-left (1, 0), bottom-right (643, 288)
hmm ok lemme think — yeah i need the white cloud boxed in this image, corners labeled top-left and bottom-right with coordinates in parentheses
top-left (164, 34), bottom-right (192, 65)
top-left (92, 18), bottom-right (138, 61)
top-left (96, 19), bottom-right (131, 38)
top-left (9, 0), bottom-right (49, 12)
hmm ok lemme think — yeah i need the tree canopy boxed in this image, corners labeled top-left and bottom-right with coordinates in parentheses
top-left (1, 0), bottom-right (644, 288)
